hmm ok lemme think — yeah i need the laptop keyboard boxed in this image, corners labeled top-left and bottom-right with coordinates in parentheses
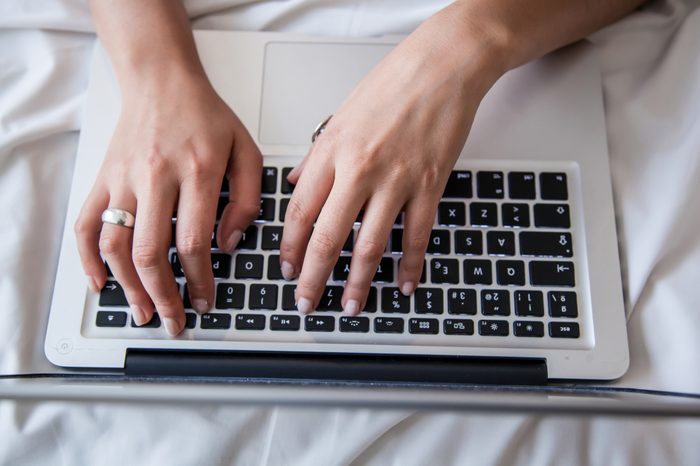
top-left (89, 157), bottom-right (591, 352)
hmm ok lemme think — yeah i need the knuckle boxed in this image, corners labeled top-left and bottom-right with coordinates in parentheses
top-left (354, 238), bottom-right (385, 263)
top-left (98, 234), bottom-right (125, 256)
top-left (310, 230), bottom-right (341, 258)
top-left (240, 201), bottom-right (260, 221)
top-left (286, 198), bottom-right (312, 225)
top-left (132, 242), bottom-right (163, 270)
top-left (74, 216), bottom-right (91, 237)
top-left (176, 234), bottom-right (209, 258)
top-left (418, 163), bottom-right (441, 192)
top-left (143, 147), bottom-right (167, 173)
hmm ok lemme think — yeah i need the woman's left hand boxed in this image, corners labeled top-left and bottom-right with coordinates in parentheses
top-left (279, 3), bottom-right (509, 315)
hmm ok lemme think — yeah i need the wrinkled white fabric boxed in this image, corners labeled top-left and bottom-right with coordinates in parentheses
top-left (0, 0), bottom-right (699, 464)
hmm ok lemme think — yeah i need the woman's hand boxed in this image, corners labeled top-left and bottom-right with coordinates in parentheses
top-left (280, 4), bottom-right (508, 315)
top-left (75, 70), bottom-right (262, 336)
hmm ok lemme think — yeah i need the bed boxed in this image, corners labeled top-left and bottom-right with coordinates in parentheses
top-left (1, 0), bottom-right (699, 464)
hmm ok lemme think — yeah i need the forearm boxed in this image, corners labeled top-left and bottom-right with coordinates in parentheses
top-left (450, 0), bottom-right (645, 71)
top-left (88, 0), bottom-right (205, 96)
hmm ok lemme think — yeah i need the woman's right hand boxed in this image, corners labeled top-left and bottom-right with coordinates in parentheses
top-left (75, 69), bottom-right (262, 336)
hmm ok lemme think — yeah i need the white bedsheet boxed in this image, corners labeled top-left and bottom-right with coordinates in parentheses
top-left (1, 0), bottom-right (700, 464)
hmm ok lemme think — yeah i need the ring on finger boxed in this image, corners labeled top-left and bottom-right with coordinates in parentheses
top-left (101, 207), bottom-right (136, 229)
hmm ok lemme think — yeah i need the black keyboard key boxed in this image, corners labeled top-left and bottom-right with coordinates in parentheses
top-left (236, 314), bottom-right (266, 330)
top-left (443, 171), bottom-right (472, 198)
top-left (258, 198), bottom-right (275, 222)
top-left (333, 256), bottom-right (351, 281)
top-left (430, 258), bottom-right (459, 284)
top-left (261, 167), bottom-right (278, 194)
top-left (216, 197), bottom-right (227, 220)
top-left (216, 283), bottom-right (245, 309)
top-left (414, 288), bottom-right (444, 314)
top-left (463, 259), bottom-right (492, 285)
top-left (261, 226), bottom-right (283, 250)
top-left (237, 225), bottom-right (258, 250)
top-left (270, 314), bottom-right (300, 331)
top-left (249, 284), bottom-right (278, 310)
top-left (479, 319), bottom-right (509, 336)
top-left (267, 255), bottom-right (283, 280)
top-left (281, 167), bottom-right (295, 194)
top-left (502, 203), bottom-right (530, 228)
top-left (487, 231), bottom-right (515, 256)
top-left (185, 312), bottom-right (197, 329)
top-left (342, 231), bottom-right (354, 252)
top-left (317, 286), bottom-right (343, 311)
top-left (454, 230), bottom-right (483, 255)
top-left (470, 202), bottom-right (498, 227)
top-left (220, 177), bottom-right (229, 196)
top-left (444, 319), bottom-right (474, 335)
top-left (540, 173), bottom-right (568, 200)
top-left (514, 290), bottom-right (544, 316)
top-left (340, 316), bottom-right (369, 333)
top-left (447, 288), bottom-right (477, 315)
top-left (96, 310), bottom-right (127, 327)
top-left (234, 254), bottom-right (264, 279)
top-left (363, 287), bottom-right (378, 313)
top-left (279, 198), bottom-right (290, 222)
top-left (514, 321), bottom-right (544, 337)
top-left (481, 289), bottom-right (510, 316)
top-left (131, 313), bottom-right (161, 328)
top-left (508, 172), bottom-right (536, 199)
top-left (372, 257), bottom-right (394, 283)
top-left (549, 322), bottom-right (580, 338)
top-left (374, 317), bottom-right (405, 333)
top-left (427, 230), bottom-right (451, 254)
top-left (381, 287), bottom-right (410, 313)
top-left (390, 228), bottom-right (403, 253)
top-left (520, 232), bottom-right (573, 257)
top-left (496, 260), bottom-right (525, 286)
top-left (548, 291), bottom-right (578, 318)
top-left (305, 315), bottom-right (335, 332)
top-left (99, 281), bottom-right (127, 306)
top-left (534, 204), bottom-right (570, 228)
top-left (437, 202), bottom-right (466, 226)
top-left (201, 313), bottom-right (231, 329)
top-left (210, 253), bottom-right (232, 278)
top-left (530, 261), bottom-right (575, 287)
top-left (476, 171), bottom-right (504, 199)
top-left (104, 261), bottom-right (113, 277)
top-left (282, 285), bottom-right (297, 310)
top-left (409, 318), bottom-right (439, 334)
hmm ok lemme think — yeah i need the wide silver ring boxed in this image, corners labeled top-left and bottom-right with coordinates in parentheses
top-left (311, 114), bottom-right (333, 143)
top-left (101, 208), bottom-right (136, 228)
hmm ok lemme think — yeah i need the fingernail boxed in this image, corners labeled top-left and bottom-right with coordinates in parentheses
top-left (163, 317), bottom-right (182, 336)
top-left (226, 230), bottom-right (243, 253)
top-left (130, 305), bottom-right (148, 326)
top-left (87, 276), bottom-right (99, 293)
top-left (343, 299), bottom-right (360, 316)
top-left (401, 281), bottom-right (415, 296)
top-left (281, 261), bottom-right (296, 280)
top-left (297, 297), bottom-right (313, 315)
top-left (192, 298), bottom-right (210, 314)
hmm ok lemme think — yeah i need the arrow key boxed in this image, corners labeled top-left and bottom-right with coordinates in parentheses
top-left (235, 314), bottom-right (266, 330)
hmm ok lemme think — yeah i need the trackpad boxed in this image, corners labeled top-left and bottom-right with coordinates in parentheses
top-left (259, 42), bottom-right (393, 145)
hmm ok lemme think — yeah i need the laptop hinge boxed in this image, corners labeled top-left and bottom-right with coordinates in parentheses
top-left (125, 350), bottom-right (548, 385)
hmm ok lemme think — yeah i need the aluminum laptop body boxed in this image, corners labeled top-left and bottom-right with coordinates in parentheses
top-left (44, 31), bottom-right (629, 384)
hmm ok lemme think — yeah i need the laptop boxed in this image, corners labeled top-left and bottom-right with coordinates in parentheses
top-left (44, 31), bottom-right (629, 385)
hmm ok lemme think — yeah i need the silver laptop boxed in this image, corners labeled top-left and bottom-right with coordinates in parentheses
top-left (44, 31), bottom-right (629, 385)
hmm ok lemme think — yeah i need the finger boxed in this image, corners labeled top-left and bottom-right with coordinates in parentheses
top-left (279, 150), bottom-right (334, 282)
top-left (294, 183), bottom-right (365, 314)
top-left (286, 152), bottom-right (310, 185)
top-left (176, 177), bottom-right (219, 314)
top-left (97, 193), bottom-right (155, 327)
top-left (217, 129), bottom-right (263, 252)
top-left (342, 195), bottom-right (401, 316)
top-left (398, 195), bottom-right (437, 296)
top-left (75, 185), bottom-right (110, 292)
top-left (132, 185), bottom-right (183, 336)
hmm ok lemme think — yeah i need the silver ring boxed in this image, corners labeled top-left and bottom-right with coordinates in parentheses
top-left (311, 114), bottom-right (333, 143)
top-left (101, 208), bottom-right (136, 228)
